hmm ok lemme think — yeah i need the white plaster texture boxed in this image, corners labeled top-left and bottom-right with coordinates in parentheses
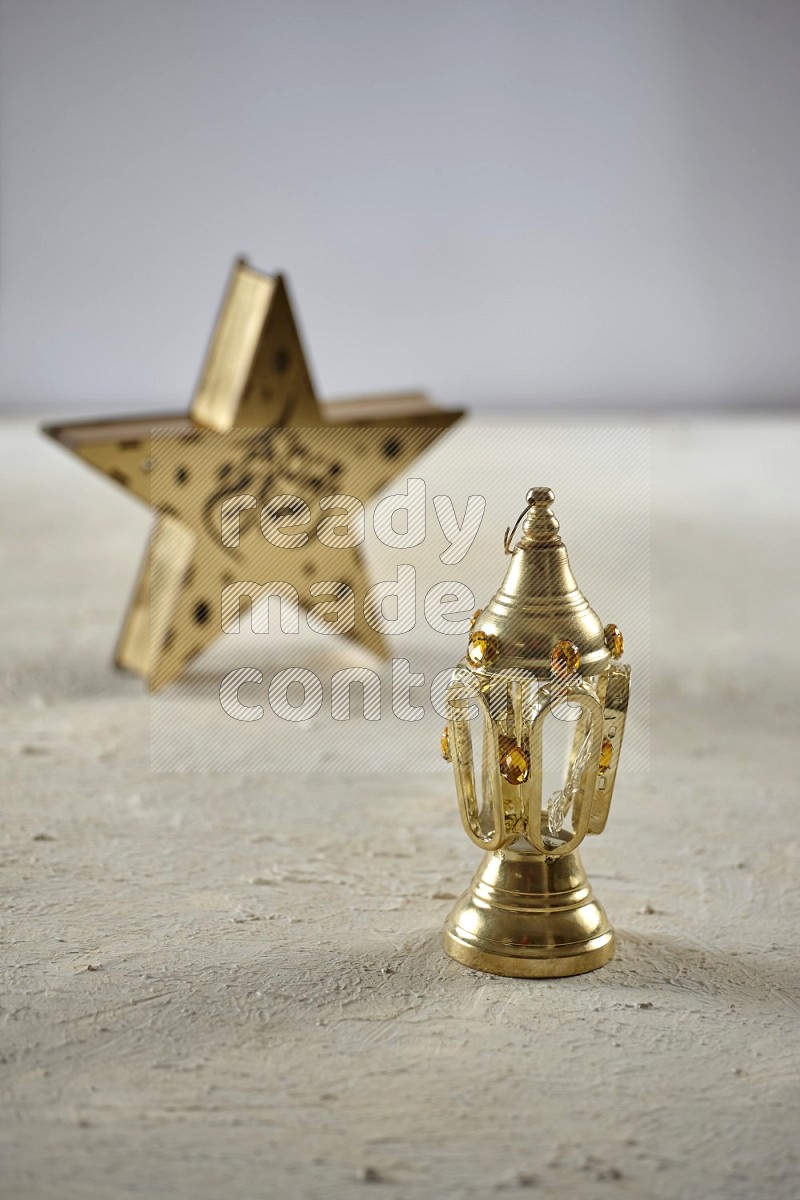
top-left (1, 416), bottom-right (798, 1199)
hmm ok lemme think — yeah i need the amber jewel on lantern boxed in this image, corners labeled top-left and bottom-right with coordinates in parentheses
top-left (468, 629), bottom-right (499, 667)
top-left (598, 738), bottom-right (613, 773)
top-left (441, 725), bottom-right (452, 763)
top-left (498, 734), bottom-right (530, 785)
top-left (604, 623), bottom-right (624, 659)
top-left (551, 638), bottom-right (580, 675)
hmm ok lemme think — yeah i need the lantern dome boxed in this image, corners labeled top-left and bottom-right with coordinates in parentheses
top-left (467, 487), bottom-right (610, 680)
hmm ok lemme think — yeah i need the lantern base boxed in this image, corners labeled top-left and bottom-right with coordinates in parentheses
top-left (442, 843), bottom-right (615, 978)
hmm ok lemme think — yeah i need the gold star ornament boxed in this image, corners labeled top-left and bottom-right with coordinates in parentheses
top-left (45, 259), bottom-right (462, 689)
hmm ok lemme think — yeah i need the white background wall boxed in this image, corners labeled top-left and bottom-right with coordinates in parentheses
top-left (1, 0), bottom-right (799, 413)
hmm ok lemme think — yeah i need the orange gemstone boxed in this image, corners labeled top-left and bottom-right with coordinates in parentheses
top-left (440, 725), bottom-right (451, 762)
top-left (551, 639), bottom-right (580, 675)
top-left (498, 737), bottom-right (530, 785)
top-left (598, 738), bottom-right (613, 773)
top-left (468, 630), bottom-right (499, 667)
top-left (604, 623), bottom-right (624, 659)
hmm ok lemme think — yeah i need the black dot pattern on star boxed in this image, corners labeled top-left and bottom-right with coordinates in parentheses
top-left (175, 467), bottom-right (189, 485)
top-left (267, 499), bottom-right (306, 522)
top-left (383, 437), bottom-right (402, 458)
top-left (193, 601), bottom-right (210, 625)
top-left (110, 468), bottom-right (130, 486)
top-left (274, 349), bottom-right (291, 374)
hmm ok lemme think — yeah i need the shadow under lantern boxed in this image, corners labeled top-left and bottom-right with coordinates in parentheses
top-left (441, 487), bottom-right (630, 977)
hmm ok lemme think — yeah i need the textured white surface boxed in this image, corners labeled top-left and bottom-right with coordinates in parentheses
top-left (2, 416), bottom-right (799, 1199)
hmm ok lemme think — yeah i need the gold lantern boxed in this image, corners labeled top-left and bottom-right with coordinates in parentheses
top-left (441, 487), bottom-right (630, 977)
